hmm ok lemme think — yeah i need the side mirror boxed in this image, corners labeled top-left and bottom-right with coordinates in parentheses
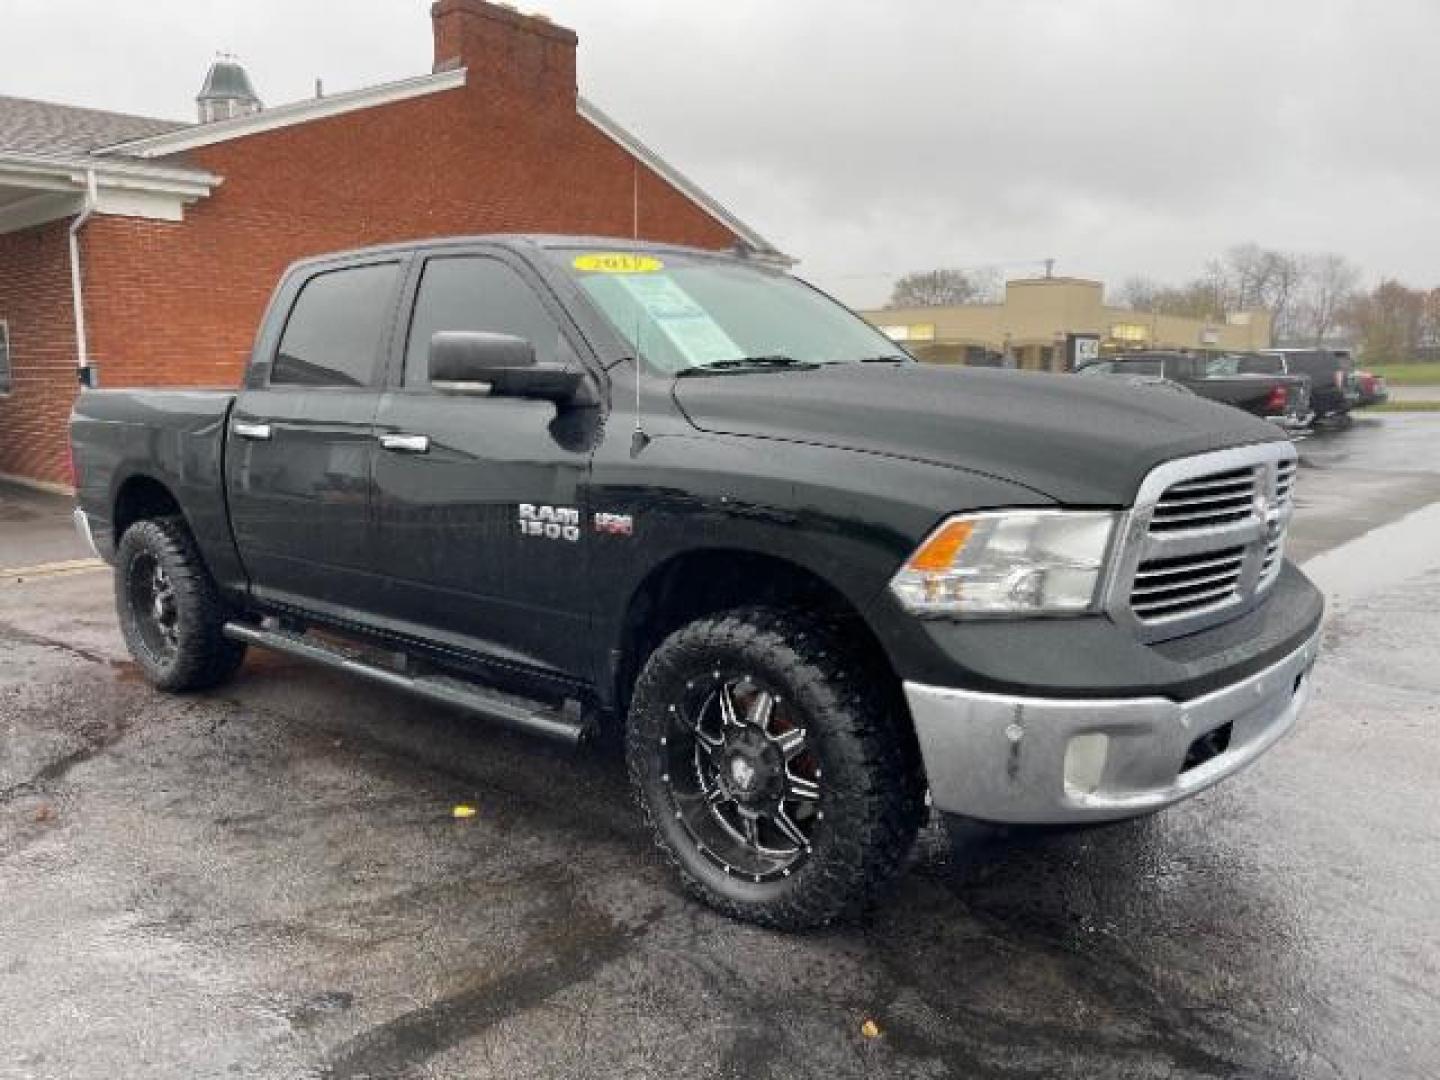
top-left (429, 331), bottom-right (591, 404)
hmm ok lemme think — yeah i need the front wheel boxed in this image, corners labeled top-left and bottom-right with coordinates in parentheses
top-left (627, 607), bottom-right (926, 929)
top-left (115, 516), bottom-right (247, 692)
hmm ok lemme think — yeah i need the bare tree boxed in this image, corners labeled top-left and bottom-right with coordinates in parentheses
top-left (1147, 278), bottom-right (1227, 321)
top-left (1115, 276), bottom-right (1162, 310)
top-left (1292, 253), bottom-right (1360, 345)
top-left (1422, 288), bottom-right (1440, 351)
top-left (1215, 244), bottom-right (1302, 336)
top-left (888, 268), bottom-right (988, 308)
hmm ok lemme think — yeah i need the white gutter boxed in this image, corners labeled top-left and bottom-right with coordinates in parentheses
top-left (0, 150), bottom-right (220, 198)
top-left (68, 169), bottom-right (98, 374)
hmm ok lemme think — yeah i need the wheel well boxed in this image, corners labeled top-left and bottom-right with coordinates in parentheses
top-left (614, 549), bottom-right (901, 717)
top-left (112, 476), bottom-right (182, 545)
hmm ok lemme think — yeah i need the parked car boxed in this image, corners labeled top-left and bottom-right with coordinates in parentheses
top-left (1078, 351), bottom-right (1311, 427)
top-left (1354, 369), bottom-right (1389, 408)
top-left (70, 236), bottom-right (1324, 929)
top-left (1255, 348), bottom-right (1360, 422)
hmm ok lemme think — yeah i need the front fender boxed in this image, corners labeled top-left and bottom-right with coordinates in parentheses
top-left (585, 431), bottom-right (1052, 694)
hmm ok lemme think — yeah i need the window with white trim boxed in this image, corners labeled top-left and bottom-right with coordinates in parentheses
top-left (0, 320), bottom-right (11, 394)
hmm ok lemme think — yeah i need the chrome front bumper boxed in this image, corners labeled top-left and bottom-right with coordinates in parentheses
top-left (72, 507), bottom-right (104, 561)
top-left (904, 628), bottom-right (1322, 824)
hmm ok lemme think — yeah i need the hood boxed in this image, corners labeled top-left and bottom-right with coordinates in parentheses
top-left (671, 364), bottom-right (1285, 505)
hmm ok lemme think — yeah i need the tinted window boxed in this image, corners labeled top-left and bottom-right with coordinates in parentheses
top-left (1238, 354), bottom-right (1284, 375)
top-left (405, 257), bottom-right (561, 385)
top-left (1205, 356), bottom-right (1242, 376)
top-left (272, 263), bottom-right (400, 387)
top-left (1279, 351), bottom-right (1336, 378)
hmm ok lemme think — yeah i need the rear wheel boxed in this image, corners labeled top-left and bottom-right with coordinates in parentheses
top-left (115, 517), bottom-right (246, 691)
top-left (627, 606), bottom-right (925, 929)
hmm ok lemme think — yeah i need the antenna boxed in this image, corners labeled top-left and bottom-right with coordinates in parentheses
top-left (630, 298), bottom-right (651, 457)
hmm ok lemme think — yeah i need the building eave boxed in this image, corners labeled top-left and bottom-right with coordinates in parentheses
top-left (0, 151), bottom-right (219, 196)
top-left (0, 151), bottom-right (221, 233)
top-left (577, 96), bottom-right (792, 266)
top-left (97, 68), bottom-right (469, 159)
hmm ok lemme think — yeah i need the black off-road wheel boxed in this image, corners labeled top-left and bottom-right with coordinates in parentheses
top-left (115, 516), bottom-right (247, 692)
top-left (627, 606), bottom-right (926, 929)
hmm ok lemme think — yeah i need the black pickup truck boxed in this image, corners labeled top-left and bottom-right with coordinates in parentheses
top-left (1252, 348), bottom-right (1361, 422)
top-left (1078, 351), bottom-right (1311, 427)
top-left (71, 236), bottom-right (1324, 928)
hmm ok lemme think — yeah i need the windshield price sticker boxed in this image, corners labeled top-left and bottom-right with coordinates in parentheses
top-left (572, 253), bottom-right (664, 274)
top-left (614, 274), bottom-right (745, 365)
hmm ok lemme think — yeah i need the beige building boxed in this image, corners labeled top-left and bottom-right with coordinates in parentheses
top-left (863, 277), bottom-right (1272, 371)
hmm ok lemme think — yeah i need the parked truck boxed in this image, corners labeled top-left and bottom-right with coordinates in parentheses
top-left (1078, 351), bottom-right (1312, 427)
top-left (71, 236), bottom-right (1324, 928)
top-left (1251, 348), bottom-right (1360, 423)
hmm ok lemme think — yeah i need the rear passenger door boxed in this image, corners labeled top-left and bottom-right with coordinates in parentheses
top-left (226, 257), bottom-right (405, 614)
top-left (367, 250), bottom-right (599, 684)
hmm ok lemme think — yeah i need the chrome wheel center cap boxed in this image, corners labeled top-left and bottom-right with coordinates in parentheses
top-left (729, 756), bottom-right (756, 792)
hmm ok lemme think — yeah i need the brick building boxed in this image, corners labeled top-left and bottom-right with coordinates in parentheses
top-left (0, 1), bottom-right (782, 489)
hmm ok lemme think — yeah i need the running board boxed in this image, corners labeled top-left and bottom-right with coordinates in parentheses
top-left (222, 622), bottom-right (589, 745)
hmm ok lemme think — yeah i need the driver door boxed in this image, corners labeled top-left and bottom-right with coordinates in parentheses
top-left (367, 250), bottom-right (600, 685)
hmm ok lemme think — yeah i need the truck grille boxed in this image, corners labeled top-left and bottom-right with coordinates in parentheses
top-left (1258, 458), bottom-right (1297, 587)
top-left (1107, 443), bottom-right (1298, 641)
top-left (1131, 546), bottom-right (1247, 620)
top-left (1148, 468), bottom-right (1256, 532)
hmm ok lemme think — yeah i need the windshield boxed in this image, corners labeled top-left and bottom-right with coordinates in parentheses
top-left (557, 249), bottom-right (909, 375)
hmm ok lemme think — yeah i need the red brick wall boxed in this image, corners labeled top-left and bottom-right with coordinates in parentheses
top-left (0, 223), bottom-right (79, 486)
top-left (83, 27), bottom-right (737, 394)
top-left (1, 1), bottom-right (743, 484)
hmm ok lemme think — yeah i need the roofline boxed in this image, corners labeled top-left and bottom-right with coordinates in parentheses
top-left (280, 232), bottom-right (762, 264)
top-left (96, 67), bottom-right (468, 158)
top-left (576, 97), bottom-right (790, 264)
top-left (89, 67), bottom-right (788, 266)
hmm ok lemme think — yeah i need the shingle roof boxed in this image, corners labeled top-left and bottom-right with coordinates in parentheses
top-left (0, 95), bottom-right (186, 156)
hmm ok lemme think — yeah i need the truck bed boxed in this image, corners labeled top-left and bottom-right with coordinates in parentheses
top-left (1189, 373), bottom-right (1310, 421)
top-left (70, 389), bottom-right (237, 567)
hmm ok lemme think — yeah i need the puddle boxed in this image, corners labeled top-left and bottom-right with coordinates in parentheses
top-left (1301, 498), bottom-right (1440, 607)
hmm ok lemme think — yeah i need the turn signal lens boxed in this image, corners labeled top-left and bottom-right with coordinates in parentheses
top-left (906, 519), bottom-right (974, 572)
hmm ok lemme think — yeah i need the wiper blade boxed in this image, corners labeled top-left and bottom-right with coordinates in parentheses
top-left (858, 354), bottom-right (910, 363)
top-left (675, 355), bottom-right (814, 376)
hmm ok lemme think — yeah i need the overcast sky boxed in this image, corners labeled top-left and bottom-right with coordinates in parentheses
top-left (6, 0), bottom-right (1437, 307)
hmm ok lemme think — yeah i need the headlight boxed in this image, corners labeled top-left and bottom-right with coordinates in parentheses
top-left (888, 510), bottom-right (1117, 616)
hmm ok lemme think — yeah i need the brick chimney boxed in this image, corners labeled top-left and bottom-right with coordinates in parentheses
top-left (431, 0), bottom-right (577, 112)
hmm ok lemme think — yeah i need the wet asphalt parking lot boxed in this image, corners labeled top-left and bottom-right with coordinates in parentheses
top-left (2, 413), bottom-right (1439, 1079)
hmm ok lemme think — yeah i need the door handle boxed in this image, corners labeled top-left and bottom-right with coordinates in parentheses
top-left (232, 421), bottom-right (272, 441)
top-left (378, 433), bottom-right (431, 454)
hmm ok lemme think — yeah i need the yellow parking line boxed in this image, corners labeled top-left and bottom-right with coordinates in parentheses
top-left (0, 558), bottom-right (107, 579)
